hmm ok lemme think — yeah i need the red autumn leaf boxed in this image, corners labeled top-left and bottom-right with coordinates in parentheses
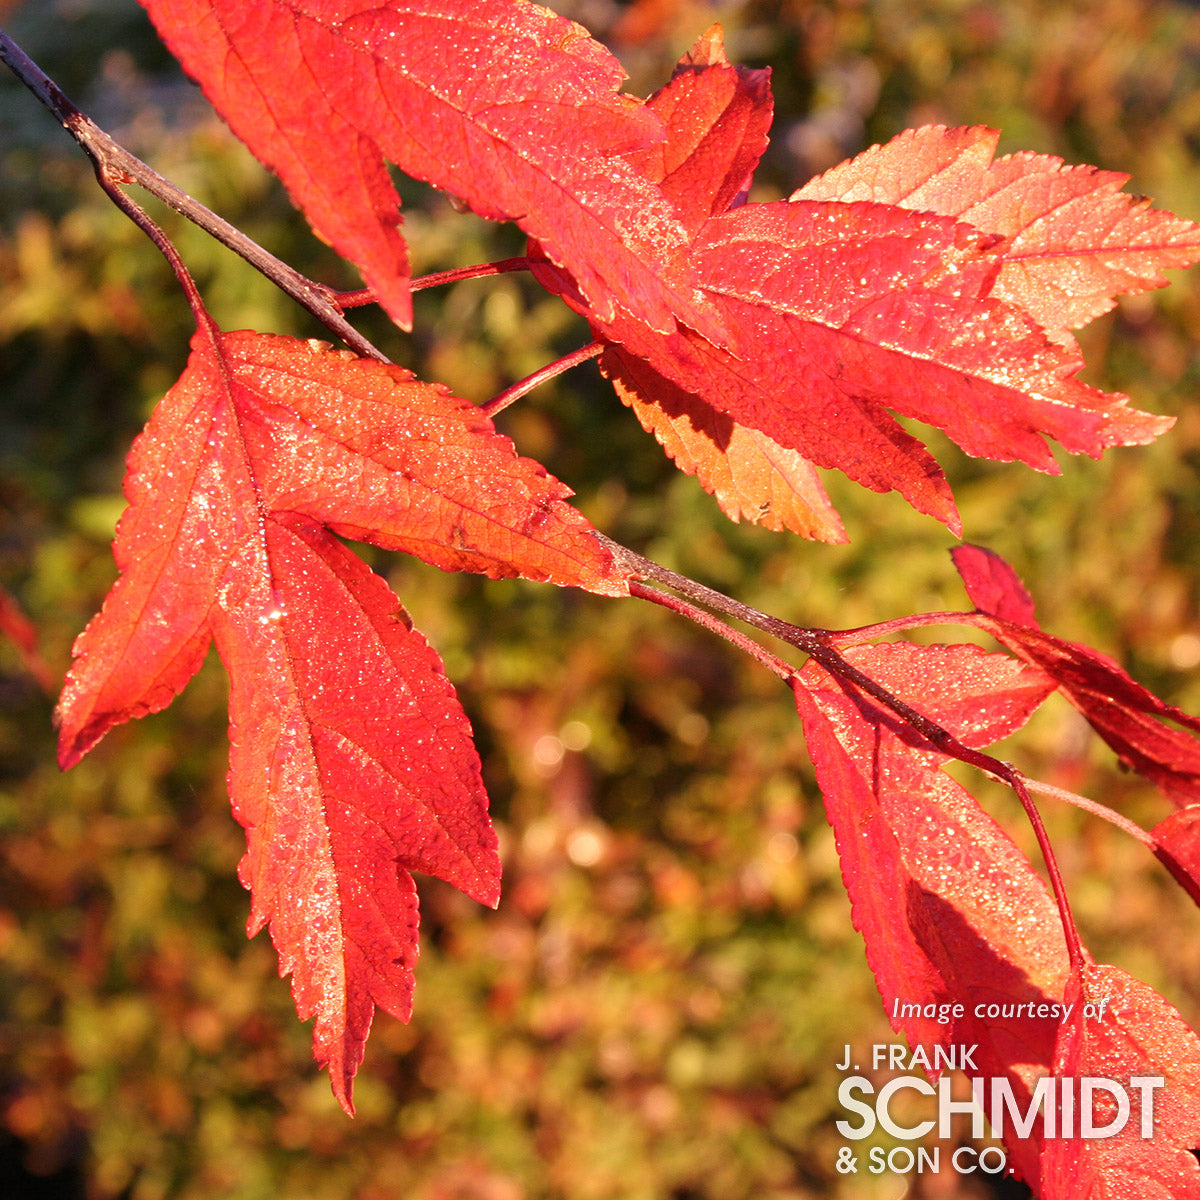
top-left (585, 198), bottom-right (1169, 533)
top-left (1149, 807), bottom-right (1200, 908)
top-left (949, 540), bottom-right (1040, 628)
top-left (0, 585), bottom-right (54, 692)
top-left (792, 642), bottom-right (1065, 1186)
top-left (535, 101), bottom-right (1180, 534)
top-left (138, 0), bottom-right (720, 339)
top-left (218, 512), bottom-right (496, 1113)
top-left (952, 544), bottom-right (1200, 804)
top-left (55, 321), bottom-right (630, 1110)
top-left (793, 125), bottom-right (1200, 337)
top-left (623, 25), bottom-right (772, 239)
top-left (575, 31), bottom-right (846, 541)
top-left (602, 349), bottom-right (847, 541)
top-left (1042, 961), bottom-right (1200, 1197)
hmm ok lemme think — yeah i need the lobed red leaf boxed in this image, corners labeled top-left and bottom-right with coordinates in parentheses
top-left (535, 65), bottom-right (1181, 536)
top-left (216, 333), bottom-right (629, 593)
top-left (568, 194), bottom-right (1168, 534)
top-left (55, 323), bottom-right (630, 1108)
top-left (138, 0), bottom-right (720, 339)
top-left (600, 346), bottom-right (848, 542)
top-left (574, 35), bottom-right (846, 541)
top-left (216, 513), bottom-right (498, 1112)
top-left (794, 124), bottom-right (1200, 337)
top-left (623, 24), bottom-right (772, 238)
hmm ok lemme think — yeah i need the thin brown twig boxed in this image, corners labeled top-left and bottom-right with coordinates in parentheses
top-left (0, 29), bottom-right (388, 361)
top-left (482, 342), bottom-right (603, 417)
top-left (1022, 777), bottom-right (1155, 848)
top-left (821, 610), bottom-right (989, 646)
top-left (607, 532), bottom-right (1087, 968)
top-left (412, 257), bottom-right (533, 292)
top-left (330, 258), bottom-right (535, 308)
top-left (91, 161), bottom-right (212, 329)
top-left (628, 580), bottom-right (797, 681)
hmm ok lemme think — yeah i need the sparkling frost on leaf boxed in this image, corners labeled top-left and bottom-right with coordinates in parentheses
top-left (55, 323), bottom-right (630, 1109)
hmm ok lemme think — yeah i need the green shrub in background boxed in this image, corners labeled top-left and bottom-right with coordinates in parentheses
top-left (3, 0), bottom-right (1200, 1196)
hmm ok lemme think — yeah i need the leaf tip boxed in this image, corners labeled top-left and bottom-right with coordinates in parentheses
top-left (1152, 807), bottom-right (1200, 907)
top-left (951, 544), bottom-right (1039, 627)
top-left (55, 740), bottom-right (83, 773)
top-left (314, 1012), bottom-right (366, 1119)
top-left (331, 1074), bottom-right (357, 1119)
top-left (682, 24), bottom-right (729, 68)
top-left (469, 856), bottom-right (503, 911)
top-left (53, 694), bottom-right (101, 772)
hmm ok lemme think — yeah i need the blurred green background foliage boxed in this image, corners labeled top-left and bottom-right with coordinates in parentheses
top-left (3, 0), bottom-right (1200, 1196)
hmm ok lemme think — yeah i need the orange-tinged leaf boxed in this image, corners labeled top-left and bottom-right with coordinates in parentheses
top-left (529, 111), bottom-right (1186, 536)
top-left (687, 200), bottom-right (1163, 464)
top-left (794, 125), bottom-right (1200, 336)
top-left (793, 642), bottom-right (1064, 1186)
top-left (214, 333), bottom-right (628, 592)
top-left (558, 196), bottom-right (1170, 533)
top-left (216, 513), bottom-right (497, 1113)
top-left (58, 328), bottom-right (626, 765)
top-left (1042, 962), bottom-right (1200, 1198)
top-left (576, 30), bottom-right (849, 540)
top-left (138, 0), bottom-right (721, 339)
top-left (601, 347), bottom-right (847, 542)
top-left (534, 107), bottom-right (1178, 534)
top-left (55, 323), bottom-right (630, 1108)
